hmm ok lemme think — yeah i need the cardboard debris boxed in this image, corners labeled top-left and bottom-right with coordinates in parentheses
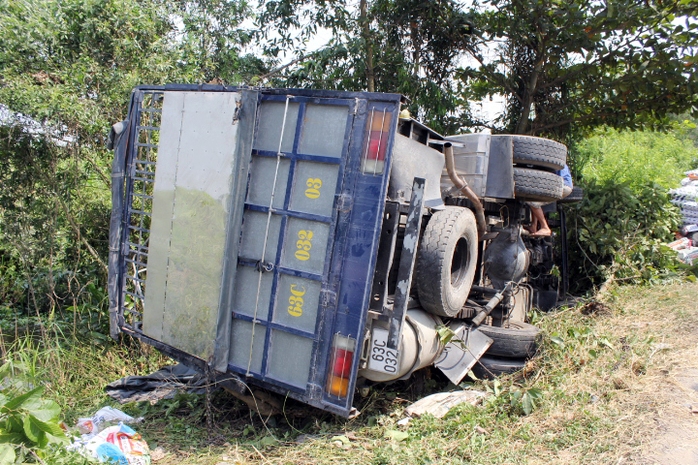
top-left (405, 390), bottom-right (488, 419)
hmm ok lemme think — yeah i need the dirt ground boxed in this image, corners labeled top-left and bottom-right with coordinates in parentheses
top-left (614, 283), bottom-right (698, 464)
top-left (640, 362), bottom-right (698, 464)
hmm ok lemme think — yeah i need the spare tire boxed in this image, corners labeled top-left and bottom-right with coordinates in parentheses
top-left (478, 321), bottom-right (540, 358)
top-left (509, 135), bottom-right (567, 171)
top-left (416, 207), bottom-right (478, 317)
top-left (514, 167), bottom-right (563, 202)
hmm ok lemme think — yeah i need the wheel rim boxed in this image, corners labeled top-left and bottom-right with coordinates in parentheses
top-left (451, 237), bottom-right (470, 289)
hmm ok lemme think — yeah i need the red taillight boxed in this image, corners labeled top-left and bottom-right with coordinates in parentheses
top-left (333, 348), bottom-right (352, 378)
top-left (326, 334), bottom-right (356, 398)
top-left (361, 109), bottom-right (392, 175)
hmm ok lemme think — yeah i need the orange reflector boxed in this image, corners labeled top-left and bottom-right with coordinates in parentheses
top-left (328, 377), bottom-right (350, 397)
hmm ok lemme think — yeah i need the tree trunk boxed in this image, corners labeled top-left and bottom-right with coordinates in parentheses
top-left (515, 57), bottom-right (544, 134)
top-left (360, 0), bottom-right (375, 92)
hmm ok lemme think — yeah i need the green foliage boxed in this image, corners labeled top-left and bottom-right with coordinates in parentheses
top-left (567, 179), bottom-right (682, 291)
top-left (575, 127), bottom-right (698, 189)
top-left (464, 0), bottom-right (698, 138)
top-left (0, 0), bottom-right (257, 332)
top-left (565, 128), bottom-right (695, 291)
top-left (0, 282), bottom-right (690, 465)
top-left (259, 0), bottom-right (473, 133)
top-left (256, 0), bottom-right (698, 139)
top-left (0, 364), bottom-right (67, 464)
top-left (484, 379), bottom-right (543, 416)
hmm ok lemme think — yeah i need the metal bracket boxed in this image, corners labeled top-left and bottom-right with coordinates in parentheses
top-left (369, 202), bottom-right (401, 312)
top-left (388, 177), bottom-right (425, 350)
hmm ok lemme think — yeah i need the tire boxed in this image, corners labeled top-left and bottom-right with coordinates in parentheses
top-left (478, 321), bottom-right (540, 358)
top-left (514, 167), bottom-right (563, 202)
top-left (557, 186), bottom-right (583, 204)
top-left (416, 207), bottom-right (478, 317)
top-left (509, 135), bottom-right (567, 171)
top-left (472, 355), bottom-right (526, 379)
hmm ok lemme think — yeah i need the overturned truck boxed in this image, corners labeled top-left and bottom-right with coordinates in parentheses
top-left (108, 86), bottom-right (576, 417)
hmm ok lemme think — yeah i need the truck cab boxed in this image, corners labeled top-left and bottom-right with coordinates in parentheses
top-left (108, 85), bottom-right (571, 417)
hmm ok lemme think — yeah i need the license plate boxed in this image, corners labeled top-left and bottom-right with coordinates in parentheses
top-left (367, 327), bottom-right (400, 374)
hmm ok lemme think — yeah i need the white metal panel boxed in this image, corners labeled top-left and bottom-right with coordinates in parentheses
top-left (144, 91), bottom-right (241, 360)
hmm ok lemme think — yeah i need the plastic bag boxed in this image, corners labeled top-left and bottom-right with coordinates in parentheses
top-left (76, 406), bottom-right (141, 436)
top-left (72, 423), bottom-right (151, 465)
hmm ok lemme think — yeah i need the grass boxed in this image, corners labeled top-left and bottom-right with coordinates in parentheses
top-left (2, 280), bottom-right (697, 464)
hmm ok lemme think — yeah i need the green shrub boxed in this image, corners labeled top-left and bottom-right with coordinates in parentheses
top-left (566, 179), bottom-right (682, 291)
top-left (564, 128), bottom-right (697, 292)
top-left (574, 127), bottom-right (698, 190)
top-left (0, 362), bottom-right (68, 464)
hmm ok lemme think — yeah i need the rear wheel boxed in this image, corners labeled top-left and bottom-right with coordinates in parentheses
top-left (416, 207), bottom-right (478, 317)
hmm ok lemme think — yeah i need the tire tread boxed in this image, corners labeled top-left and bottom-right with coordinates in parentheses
top-left (513, 167), bottom-right (563, 202)
top-left (511, 136), bottom-right (567, 171)
top-left (416, 207), bottom-right (477, 317)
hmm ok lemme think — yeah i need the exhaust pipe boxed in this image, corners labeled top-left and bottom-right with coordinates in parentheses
top-left (444, 142), bottom-right (487, 238)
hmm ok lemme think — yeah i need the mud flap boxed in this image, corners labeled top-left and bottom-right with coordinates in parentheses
top-left (434, 322), bottom-right (493, 385)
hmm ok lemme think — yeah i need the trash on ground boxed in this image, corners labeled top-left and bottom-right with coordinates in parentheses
top-left (105, 363), bottom-right (209, 404)
top-left (76, 406), bottom-right (142, 435)
top-left (474, 425), bottom-right (489, 435)
top-left (70, 423), bottom-right (151, 464)
top-left (150, 446), bottom-right (167, 462)
top-left (405, 390), bottom-right (488, 419)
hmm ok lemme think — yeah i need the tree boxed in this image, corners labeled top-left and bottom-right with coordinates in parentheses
top-left (256, 0), bottom-right (698, 140)
top-left (0, 0), bottom-right (257, 322)
top-left (463, 0), bottom-right (698, 139)
top-left (257, 0), bottom-right (473, 134)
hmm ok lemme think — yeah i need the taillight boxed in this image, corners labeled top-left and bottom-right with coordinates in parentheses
top-left (361, 109), bottom-right (392, 175)
top-left (326, 334), bottom-right (356, 398)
